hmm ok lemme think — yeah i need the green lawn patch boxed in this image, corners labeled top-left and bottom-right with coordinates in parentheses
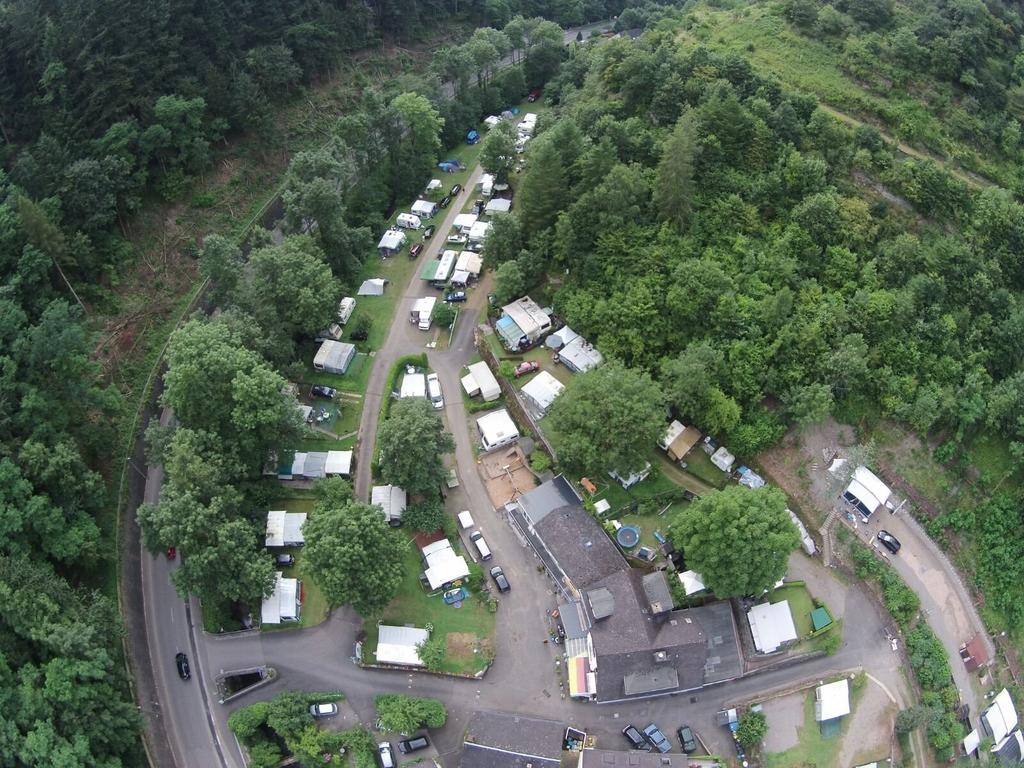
top-left (363, 541), bottom-right (496, 675)
top-left (680, 447), bottom-right (729, 489)
top-left (765, 689), bottom-right (846, 768)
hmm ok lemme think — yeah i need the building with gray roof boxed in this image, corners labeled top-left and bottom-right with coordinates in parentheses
top-left (460, 711), bottom-right (564, 768)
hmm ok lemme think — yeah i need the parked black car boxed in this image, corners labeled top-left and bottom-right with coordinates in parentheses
top-left (677, 726), bottom-right (697, 753)
top-left (439, 195), bottom-right (452, 209)
top-left (274, 554), bottom-right (295, 567)
top-left (423, 225), bottom-right (435, 239)
top-left (175, 652), bottom-right (191, 680)
top-left (398, 736), bottom-right (430, 754)
top-left (622, 725), bottom-right (651, 751)
top-left (445, 291), bottom-right (467, 303)
top-left (311, 385), bottom-right (337, 399)
top-left (877, 529), bottom-right (901, 554)
top-left (450, 183), bottom-right (462, 196)
top-left (489, 566), bottom-right (510, 593)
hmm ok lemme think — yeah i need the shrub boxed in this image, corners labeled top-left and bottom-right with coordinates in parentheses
top-left (819, 632), bottom-right (841, 655)
top-left (375, 694), bottom-right (447, 733)
top-left (530, 450), bottom-right (552, 473)
top-left (433, 302), bottom-right (456, 329)
top-left (736, 710), bottom-right (767, 748)
top-left (416, 636), bottom-right (447, 670)
top-left (350, 313), bottom-right (372, 341)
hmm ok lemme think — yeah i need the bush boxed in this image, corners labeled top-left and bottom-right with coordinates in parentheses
top-left (416, 636), bottom-right (447, 670)
top-left (375, 694), bottom-right (447, 733)
top-left (433, 302), bottom-right (456, 329)
top-left (350, 313), bottom-right (372, 341)
top-left (403, 499), bottom-right (447, 533)
top-left (736, 710), bottom-right (767, 748)
top-left (819, 632), bottom-right (841, 655)
top-left (530, 450), bottom-right (552, 473)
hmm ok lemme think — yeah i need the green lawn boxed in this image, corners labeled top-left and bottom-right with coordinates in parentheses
top-left (589, 464), bottom-right (691, 517)
top-left (766, 584), bottom-right (816, 639)
top-left (680, 447), bottom-right (729, 489)
top-left (363, 541), bottom-right (496, 675)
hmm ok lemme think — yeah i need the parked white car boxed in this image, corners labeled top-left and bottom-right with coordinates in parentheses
top-left (427, 373), bottom-right (444, 410)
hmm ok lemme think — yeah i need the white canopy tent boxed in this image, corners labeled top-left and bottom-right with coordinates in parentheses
top-left (452, 213), bottom-right (478, 233)
top-left (521, 370), bottom-right (564, 414)
top-left (844, 466), bottom-right (893, 517)
top-left (377, 229), bottom-right (406, 253)
top-left (815, 679), bottom-right (851, 722)
top-left (411, 199), bottom-right (437, 218)
top-left (422, 539), bottom-right (470, 590)
top-left (358, 278), bottom-right (387, 295)
top-left (747, 600), bottom-right (798, 653)
top-left (265, 510), bottom-right (306, 547)
top-left (376, 625), bottom-right (429, 666)
top-left (425, 179), bottom-right (443, 193)
top-left (678, 570), bottom-right (706, 596)
top-left (455, 250), bottom-right (483, 276)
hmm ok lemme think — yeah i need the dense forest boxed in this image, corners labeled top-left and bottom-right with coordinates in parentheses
top-left (490, 11), bottom-right (1024, 633)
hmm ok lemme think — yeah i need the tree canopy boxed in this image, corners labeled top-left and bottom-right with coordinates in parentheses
top-left (375, 695), bottom-right (447, 734)
top-left (669, 486), bottom-right (798, 597)
top-left (377, 398), bottom-right (455, 496)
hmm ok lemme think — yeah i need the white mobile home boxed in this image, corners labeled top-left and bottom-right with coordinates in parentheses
top-left (261, 572), bottom-right (300, 625)
top-left (479, 173), bottom-right (495, 197)
top-left (477, 408), bottom-right (520, 451)
top-left (465, 360), bottom-right (501, 401)
top-left (377, 229), bottom-right (406, 256)
top-left (468, 220), bottom-right (491, 244)
top-left (410, 297), bottom-right (436, 330)
top-left (396, 213), bottom-right (422, 230)
top-left (313, 340), bottom-right (356, 374)
top-left (324, 450), bottom-right (352, 477)
top-left (265, 510), bottom-right (307, 548)
top-left (376, 625), bottom-right (430, 666)
top-left (496, 295), bottom-right (551, 350)
top-left (521, 370), bottom-right (564, 414)
top-left (337, 297), bottom-right (356, 325)
top-left (420, 249), bottom-right (457, 283)
top-left (452, 213), bottom-right (478, 234)
top-left (400, 372), bottom-right (427, 399)
top-left (410, 199), bottom-right (438, 218)
top-left (843, 466), bottom-right (893, 517)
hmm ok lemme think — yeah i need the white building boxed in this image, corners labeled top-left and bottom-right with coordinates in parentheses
top-left (463, 360), bottom-right (501, 401)
top-left (747, 600), bottom-right (798, 653)
top-left (452, 212), bottom-right (478, 234)
top-left (422, 538), bottom-right (470, 591)
top-left (371, 485), bottom-right (407, 526)
top-left (265, 510), bottom-right (306, 548)
top-left (376, 625), bottom-right (430, 666)
top-left (521, 370), bottom-right (564, 414)
top-left (497, 295), bottom-right (551, 350)
top-left (477, 409), bottom-right (520, 451)
top-left (261, 572), bottom-right (300, 625)
top-left (843, 466), bottom-right (894, 517)
top-left (815, 679), bottom-right (851, 722)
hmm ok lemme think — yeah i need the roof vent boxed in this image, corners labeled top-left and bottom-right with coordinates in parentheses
top-left (684, 617), bottom-right (692, 623)
top-left (653, 650), bottom-right (668, 663)
top-left (584, 540), bottom-right (593, 548)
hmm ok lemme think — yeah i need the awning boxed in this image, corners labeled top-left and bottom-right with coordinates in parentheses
top-left (568, 657), bottom-right (593, 698)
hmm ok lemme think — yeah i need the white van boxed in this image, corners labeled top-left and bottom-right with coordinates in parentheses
top-left (457, 510), bottom-right (475, 529)
top-left (396, 213), bottom-right (422, 230)
top-left (470, 531), bottom-right (492, 561)
top-left (427, 373), bottom-right (443, 409)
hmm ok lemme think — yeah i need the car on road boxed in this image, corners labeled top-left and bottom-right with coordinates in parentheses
top-left (677, 726), bottom-right (696, 753)
top-left (622, 725), bottom-right (651, 751)
top-left (398, 735), bottom-right (430, 754)
top-left (274, 553), bottom-right (295, 567)
top-left (410, 242), bottom-right (423, 259)
top-left (423, 225), bottom-right (435, 239)
top-left (450, 183), bottom-right (462, 196)
top-left (514, 360), bottom-right (539, 377)
top-left (439, 195), bottom-right (452, 209)
top-left (311, 385), bottom-right (337, 399)
top-left (175, 652), bottom-right (190, 681)
top-left (309, 702), bottom-right (338, 719)
top-left (377, 742), bottom-right (395, 768)
top-left (427, 373), bottom-right (443, 410)
top-left (445, 290), bottom-right (467, 303)
top-left (877, 529), bottom-right (901, 554)
top-left (489, 565), bottom-right (510, 592)
top-left (643, 724), bottom-right (671, 753)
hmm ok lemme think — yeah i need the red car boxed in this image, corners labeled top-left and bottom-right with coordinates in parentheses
top-left (527, 89), bottom-right (541, 102)
top-left (410, 243), bottom-right (423, 259)
top-left (514, 360), bottom-right (540, 377)
top-left (166, 547), bottom-right (177, 560)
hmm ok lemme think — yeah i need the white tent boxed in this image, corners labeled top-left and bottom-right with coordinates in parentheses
top-left (422, 538), bottom-right (470, 590)
top-left (678, 570), bottom-right (706, 596)
top-left (261, 572), bottom-right (300, 625)
top-left (659, 420), bottom-right (686, 451)
top-left (484, 198), bottom-right (511, 215)
top-left (815, 679), bottom-right (851, 722)
top-left (452, 213), bottom-right (478, 233)
top-left (325, 450), bottom-right (352, 476)
top-left (358, 278), bottom-right (387, 295)
top-left (313, 340), bottom-right (356, 374)
top-left (477, 409), bottom-right (519, 451)
top-left (521, 370), bottom-right (564, 414)
top-left (455, 250), bottom-right (483, 276)
top-left (466, 361), bottom-right (501, 401)
top-left (483, 115), bottom-right (502, 129)
top-left (376, 625), bottom-right (429, 666)
top-left (843, 466), bottom-right (893, 517)
top-left (748, 600), bottom-right (798, 653)
top-left (711, 446), bottom-right (736, 473)
top-left (468, 220), bottom-right (491, 243)
top-left (400, 372), bottom-right (426, 398)
top-left (265, 510), bottom-right (306, 547)
top-left (461, 373), bottom-right (481, 397)
top-left (558, 329), bottom-right (603, 373)
top-left (371, 485), bottom-right (407, 525)
top-left (425, 179), bottom-right (442, 193)
top-left (450, 269), bottom-right (471, 286)
top-left (983, 689), bottom-right (1019, 743)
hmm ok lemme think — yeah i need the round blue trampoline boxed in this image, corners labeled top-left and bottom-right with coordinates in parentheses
top-left (616, 525), bottom-right (641, 548)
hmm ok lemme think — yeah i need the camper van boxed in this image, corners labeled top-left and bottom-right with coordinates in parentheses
top-left (396, 213), bottom-right (422, 230)
top-left (470, 531), bottom-right (492, 561)
top-left (410, 297), bottom-right (436, 331)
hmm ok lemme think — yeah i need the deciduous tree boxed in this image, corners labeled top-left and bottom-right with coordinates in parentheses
top-left (378, 398), bottom-right (455, 496)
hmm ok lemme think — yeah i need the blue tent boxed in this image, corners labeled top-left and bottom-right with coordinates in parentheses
top-left (466, 130), bottom-right (480, 144)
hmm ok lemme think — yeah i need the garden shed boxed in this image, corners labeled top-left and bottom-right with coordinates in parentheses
top-left (747, 599), bottom-right (798, 653)
top-left (376, 625), bottom-right (429, 666)
top-left (464, 361), bottom-right (500, 401)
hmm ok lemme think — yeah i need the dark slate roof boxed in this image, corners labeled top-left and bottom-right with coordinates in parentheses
top-left (622, 667), bottom-right (679, 696)
top-left (642, 571), bottom-right (674, 614)
top-left (995, 730), bottom-right (1024, 764)
top-left (530, 503), bottom-right (626, 590)
top-left (580, 750), bottom-right (698, 768)
top-left (690, 601), bottom-right (743, 684)
top-left (516, 474), bottom-right (581, 525)
top-left (460, 711), bottom-right (564, 768)
top-left (587, 587), bottom-right (616, 619)
top-left (558, 601), bottom-right (589, 640)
